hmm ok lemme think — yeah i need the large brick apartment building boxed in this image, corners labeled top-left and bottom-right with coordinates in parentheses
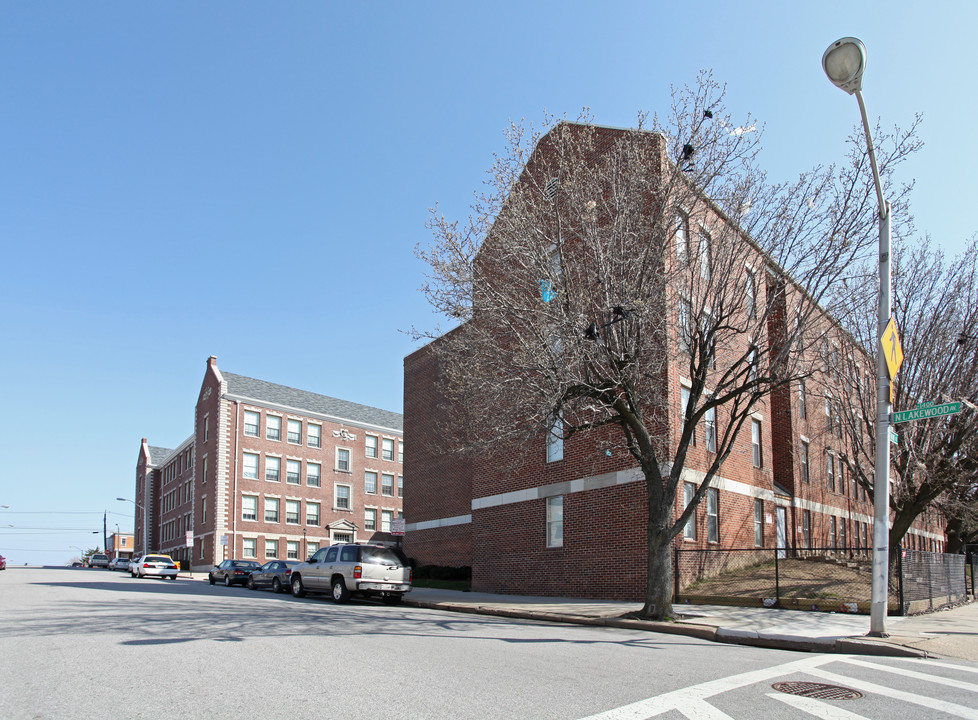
top-left (135, 356), bottom-right (404, 571)
top-left (403, 122), bottom-right (945, 601)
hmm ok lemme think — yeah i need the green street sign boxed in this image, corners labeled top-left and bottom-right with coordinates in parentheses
top-left (888, 426), bottom-right (898, 444)
top-left (890, 402), bottom-right (961, 424)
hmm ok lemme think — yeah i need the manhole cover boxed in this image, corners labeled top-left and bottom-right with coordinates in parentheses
top-left (771, 682), bottom-right (863, 700)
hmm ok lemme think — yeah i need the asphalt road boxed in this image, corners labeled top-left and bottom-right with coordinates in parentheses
top-left (2, 567), bottom-right (977, 719)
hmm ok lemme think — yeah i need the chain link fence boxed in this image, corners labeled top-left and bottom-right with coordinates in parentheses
top-left (675, 545), bottom-right (968, 615)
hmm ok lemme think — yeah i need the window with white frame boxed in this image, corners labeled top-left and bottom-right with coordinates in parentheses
top-left (287, 541), bottom-right (299, 560)
top-left (803, 510), bottom-right (812, 548)
top-left (707, 488), bottom-right (719, 543)
top-left (397, 475), bottom-right (403, 497)
top-left (307, 541), bottom-right (319, 556)
top-left (286, 500), bottom-right (300, 525)
top-left (827, 451), bottom-right (836, 492)
top-left (683, 482), bottom-right (697, 540)
top-left (364, 471), bottom-right (378, 494)
top-left (336, 448), bottom-right (351, 472)
top-left (681, 386), bottom-right (695, 446)
top-left (381, 510), bottom-right (393, 533)
top-left (364, 507), bottom-right (377, 530)
top-left (265, 497), bottom-right (280, 523)
top-left (266, 415), bottom-right (281, 441)
top-left (800, 440), bottom-right (810, 483)
top-left (204, 415), bottom-right (210, 443)
top-left (705, 405), bottom-right (716, 452)
top-left (546, 412), bottom-right (564, 463)
top-left (244, 410), bottom-right (260, 437)
top-left (381, 438), bottom-right (395, 461)
top-left (381, 474), bottom-right (394, 497)
top-left (546, 496), bottom-right (563, 548)
top-left (242, 496), bottom-right (257, 521)
top-left (307, 462), bottom-right (321, 487)
top-left (748, 344), bottom-right (758, 383)
top-left (699, 312), bottom-right (716, 368)
top-left (265, 539), bottom-right (279, 558)
top-left (308, 423), bottom-right (321, 448)
top-left (265, 456), bottom-right (280, 482)
top-left (678, 298), bottom-right (693, 355)
top-left (751, 419), bottom-right (762, 468)
top-left (398, 441), bottom-right (404, 463)
top-left (365, 435), bottom-right (378, 458)
top-left (335, 484), bottom-right (351, 510)
top-left (745, 269), bottom-right (757, 318)
top-left (306, 501), bottom-right (320, 526)
top-left (286, 459), bottom-right (301, 484)
top-left (675, 212), bottom-right (689, 261)
top-left (243, 453), bottom-right (259, 480)
top-left (830, 516), bottom-right (837, 547)
top-left (243, 538), bottom-right (256, 558)
top-left (699, 230), bottom-right (711, 281)
top-left (287, 419), bottom-right (302, 444)
top-left (798, 380), bottom-right (807, 419)
top-left (754, 499), bottom-right (763, 547)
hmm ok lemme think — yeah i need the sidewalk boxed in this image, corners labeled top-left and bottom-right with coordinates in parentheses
top-left (403, 587), bottom-right (978, 660)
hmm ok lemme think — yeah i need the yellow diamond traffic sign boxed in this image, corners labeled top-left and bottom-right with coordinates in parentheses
top-left (881, 316), bottom-right (903, 380)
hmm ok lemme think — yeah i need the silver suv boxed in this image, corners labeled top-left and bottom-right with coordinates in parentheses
top-left (89, 553), bottom-right (109, 568)
top-left (290, 544), bottom-right (411, 604)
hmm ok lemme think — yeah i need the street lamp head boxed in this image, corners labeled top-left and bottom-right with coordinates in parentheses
top-left (823, 37), bottom-right (866, 95)
top-left (116, 497), bottom-right (128, 502)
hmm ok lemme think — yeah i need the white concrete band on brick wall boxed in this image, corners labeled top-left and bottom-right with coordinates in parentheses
top-left (408, 464), bottom-right (944, 542)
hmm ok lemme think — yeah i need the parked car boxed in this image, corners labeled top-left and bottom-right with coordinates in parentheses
top-left (108, 558), bottom-right (129, 571)
top-left (89, 553), bottom-right (110, 568)
top-left (289, 544), bottom-right (412, 604)
top-left (0, 554), bottom-right (6, 570)
top-left (209, 559), bottom-right (261, 587)
top-left (130, 554), bottom-right (178, 579)
top-left (247, 560), bottom-right (300, 593)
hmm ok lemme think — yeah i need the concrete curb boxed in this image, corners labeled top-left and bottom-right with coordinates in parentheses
top-left (403, 599), bottom-right (930, 658)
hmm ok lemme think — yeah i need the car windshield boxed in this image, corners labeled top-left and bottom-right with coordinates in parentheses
top-left (360, 547), bottom-right (402, 566)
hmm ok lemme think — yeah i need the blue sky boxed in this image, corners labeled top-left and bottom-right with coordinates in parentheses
top-left (1, 2), bottom-right (974, 565)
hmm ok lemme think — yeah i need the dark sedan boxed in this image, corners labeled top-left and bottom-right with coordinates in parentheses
top-left (247, 560), bottom-right (300, 593)
top-left (208, 559), bottom-right (261, 587)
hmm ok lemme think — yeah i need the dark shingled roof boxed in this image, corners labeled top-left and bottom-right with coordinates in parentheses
top-left (222, 372), bottom-right (403, 433)
top-left (147, 446), bottom-right (174, 467)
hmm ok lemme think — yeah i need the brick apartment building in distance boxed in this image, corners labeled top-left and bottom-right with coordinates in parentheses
top-left (403, 122), bottom-right (946, 601)
top-left (135, 356), bottom-right (404, 571)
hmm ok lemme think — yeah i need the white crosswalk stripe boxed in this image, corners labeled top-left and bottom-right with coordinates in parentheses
top-left (804, 665), bottom-right (978, 719)
top-left (578, 655), bottom-right (978, 720)
top-left (764, 691), bottom-right (872, 719)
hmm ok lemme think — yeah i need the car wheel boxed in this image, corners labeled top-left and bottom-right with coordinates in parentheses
top-left (224, 575), bottom-right (231, 587)
top-left (382, 594), bottom-right (403, 606)
top-left (130, 571), bottom-right (136, 578)
top-left (331, 577), bottom-right (350, 603)
top-left (209, 574), bottom-right (216, 585)
top-left (247, 576), bottom-right (256, 590)
top-left (272, 577), bottom-right (282, 594)
top-left (291, 574), bottom-right (306, 598)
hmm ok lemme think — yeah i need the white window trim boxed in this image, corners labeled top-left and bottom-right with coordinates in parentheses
top-left (334, 483), bottom-right (353, 512)
top-left (335, 446), bottom-right (352, 473)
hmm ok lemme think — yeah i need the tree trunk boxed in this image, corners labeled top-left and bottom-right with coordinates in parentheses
top-left (639, 520), bottom-right (675, 620)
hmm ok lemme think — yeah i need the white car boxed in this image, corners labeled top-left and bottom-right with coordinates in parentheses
top-left (130, 554), bottom-right (178, 580)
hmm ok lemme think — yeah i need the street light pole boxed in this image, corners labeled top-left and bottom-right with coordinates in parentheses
top-left (823, 36), bottom-right (892, 637)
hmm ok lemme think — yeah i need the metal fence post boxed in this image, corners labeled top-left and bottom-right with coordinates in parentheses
top-left (897, 546), bottom-right (905, 616)
top-left (774, 548), bottom-right (781, 607)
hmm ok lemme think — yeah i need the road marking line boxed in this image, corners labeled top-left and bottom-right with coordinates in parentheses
top-left (676, 698), bottom-right (735, 720)
top-left (896, 658), bottom-right (978, 676)
top-left (841, 657), bottom-right (978, 692)
top-left (806, 666), bottom-right (978, 719)
top-left (578, 654), bottom-right (842, 719)
top-left (765, 692), bottom-right (871, 719)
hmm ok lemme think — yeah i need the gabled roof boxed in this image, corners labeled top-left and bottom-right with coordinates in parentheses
top-left (146, 446), bottom-right (174, 467)
top-left (222, 372), bottom-right (403, 433)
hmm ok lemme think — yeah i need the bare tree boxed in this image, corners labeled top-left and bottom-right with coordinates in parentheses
top-left (415, 73), bottom-right (922, 619)
top-left (835, 236), bottom-right (978, 561)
